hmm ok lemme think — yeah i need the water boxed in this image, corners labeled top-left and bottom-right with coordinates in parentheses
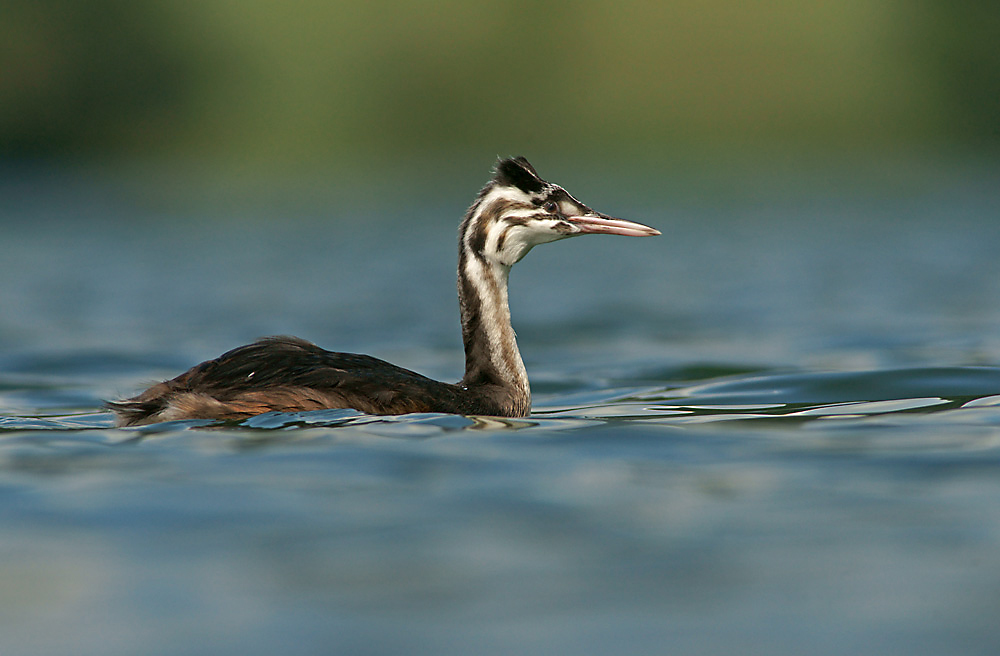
top-left (2, 161), bottom-right (1000, 655)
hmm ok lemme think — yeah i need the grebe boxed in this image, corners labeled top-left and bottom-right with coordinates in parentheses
top-left (108, 157), bottom-right (659, 426)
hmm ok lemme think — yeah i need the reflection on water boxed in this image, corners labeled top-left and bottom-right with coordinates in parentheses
top-left (2, 163), bottom-right (1000, 655)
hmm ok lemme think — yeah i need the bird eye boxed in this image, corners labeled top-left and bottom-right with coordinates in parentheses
top-left (543, 200), bottom-right (559, 214)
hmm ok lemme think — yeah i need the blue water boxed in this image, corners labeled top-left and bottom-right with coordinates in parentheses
top-left (2, 161), bottom-right (1000, 655)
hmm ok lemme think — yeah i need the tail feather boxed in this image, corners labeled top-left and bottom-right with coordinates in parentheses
top-left (105, 398), bottom-right (168, 427)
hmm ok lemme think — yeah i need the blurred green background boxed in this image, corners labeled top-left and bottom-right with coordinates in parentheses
top-left (0, 0), bottom-right (997, 177)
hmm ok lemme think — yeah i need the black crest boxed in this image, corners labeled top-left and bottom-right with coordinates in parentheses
top-left (493, 157), bottom-right (545, 194)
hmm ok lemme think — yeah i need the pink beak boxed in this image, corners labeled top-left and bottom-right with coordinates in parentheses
top-left (567, 214), bottom-right (661, 237)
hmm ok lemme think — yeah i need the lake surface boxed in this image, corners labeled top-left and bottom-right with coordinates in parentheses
top-left (2, 159), bottom-right (1000, 655)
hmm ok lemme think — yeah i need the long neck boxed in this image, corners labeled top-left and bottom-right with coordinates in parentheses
top-left (457, 250), bottom-right (531, 415)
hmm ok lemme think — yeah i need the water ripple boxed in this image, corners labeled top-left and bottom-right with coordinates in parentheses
top-left (4, 366), bottom-right (1000, 436)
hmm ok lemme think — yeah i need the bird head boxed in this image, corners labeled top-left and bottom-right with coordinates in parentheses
top-left (461, 157), bottom-right (660, 267)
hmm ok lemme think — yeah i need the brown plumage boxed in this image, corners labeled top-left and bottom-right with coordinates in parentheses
top-left (108, 158), bottom-right (659, 427)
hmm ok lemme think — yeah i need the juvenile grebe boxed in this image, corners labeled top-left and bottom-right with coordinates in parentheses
top-left (108, 157), bottom-right (659, 426)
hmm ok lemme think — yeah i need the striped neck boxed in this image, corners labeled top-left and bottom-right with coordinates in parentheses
top-left (457, 239), bottom-right (530, 416)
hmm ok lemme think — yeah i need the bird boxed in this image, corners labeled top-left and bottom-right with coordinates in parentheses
top-left (107, 157), bottom-right (660, 427)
